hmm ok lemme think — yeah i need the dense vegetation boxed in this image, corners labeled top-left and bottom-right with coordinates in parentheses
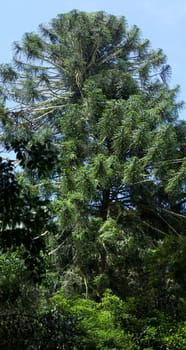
top-left (0, 10), bottom-right (186, 349)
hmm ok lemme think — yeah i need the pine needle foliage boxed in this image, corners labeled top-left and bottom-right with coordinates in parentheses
top-left (0, 12), bottom-right (186, 341)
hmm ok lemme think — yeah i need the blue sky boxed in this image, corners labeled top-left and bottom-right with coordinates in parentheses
top-left (0, 0), bottom-right (186, 118)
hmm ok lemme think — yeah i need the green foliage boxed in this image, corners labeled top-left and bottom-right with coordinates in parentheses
top-left (137, 316), bottom-right (186, 350)
top-left (0, 156), bottom-right (50, 281)
top-left (0, 250), bottom-right (41, 349)
top-left (49, 290), bottom-right (137, 349)
top-left (0, 9), bottom-right (185, 349)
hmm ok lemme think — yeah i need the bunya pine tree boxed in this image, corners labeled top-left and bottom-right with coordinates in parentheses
top-left (0, 10), bottom-right (185, 318)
